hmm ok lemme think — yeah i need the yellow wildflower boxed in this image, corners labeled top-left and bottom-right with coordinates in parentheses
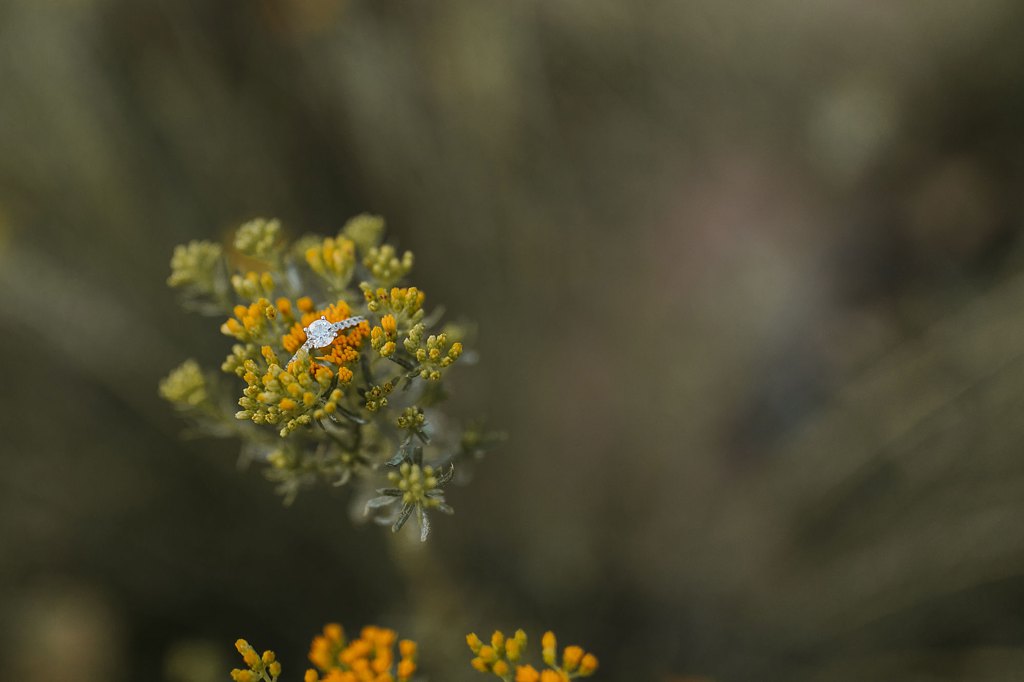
top-left (362, 285), bottom-right (425, 320)
top-left (381, 314), bottom-right (398, 337)
top-left (221, 298), bottom-right (275, 342)
top-left (232, 270), bottom-right (275, 300)
top-left (167, 215), bottom-right (491, 534)
top-left (389, 462), bottom-right (452, 509)
top-left (306, 235), bottom-right (356, 289)
top-left (341, 213), bottom-right (385, 253)
top-left (276, 297), bottom-right (294, 318)
top-left (362, 381), bottom-right (393, 412)
top-left (364, 243), bottom-right (413, 287)
top-left (301, 623), bottom-right (415, 682)
top-left (515, 665), bottom-right (540, 682)
top-left (541, 632), bottom-right (556, 667)
top-left (395, 407), bottom-right (425, 432)
top-left (309, 623), bottom-right (345, 672)
top-left (468, 629), bottom-right (595, 681)
top-left (235, 218), bottom-right (282, 258)
top-left (397, 658), bottom-right (415, 679)
top-left (579, 653), bottom-right (598, 676)
top-left (159, 359), bottom-right (208, 408)
top-left (232, 639), bottom-right (281, 682)
top-left (168, 240), bottom-right (223, 293)
top-left (403, 325), bottom-right (462, 381)
top-left (561, 646), bottom-right (583, 672)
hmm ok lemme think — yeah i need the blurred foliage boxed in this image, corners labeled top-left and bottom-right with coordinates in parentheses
top-left (3, 0), bottom-right (1024, 681)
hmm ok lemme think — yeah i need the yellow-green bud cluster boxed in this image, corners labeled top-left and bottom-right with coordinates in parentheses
top-left (236, 356), bottom-right (334, 436)
top-left (305, 235), bottom-right (356, 289)
top-left (361, 285), bottom-right (425, 321)
top-left (231, 639), bottom-right (281, 682)
top-left (371, 314), bottom-right (399, 358)
top-left (405, 328), bottom-right (463, 381)
top-left (403, 323), bottom-right (425, 354)
top-left (466, 629), bottom-right (527, 679)
top-left (467, 630), bottom-right (597, 682)
top-left (364, 382), bottom-right (394, 412)
top-left (159, 359), bottom-right (209, 408)
top-left (231, 271), bottom-right (275, 300)
top-left (167, 240), bottom-right (222, 293)
top-left (396, 407), bottom-right (425, 431)
top-left (234, 218), bottom-right (282, 259)
top-left (364, 243), bottom-right (414, 287)
top-left (341, 213), bottom-right (386, 254)
top-left (222, 344), bottom-right (258, 376)
top-left (387, 462), bottom-right (444, 508)
top-left (221, 299), bottom-right (278, 344)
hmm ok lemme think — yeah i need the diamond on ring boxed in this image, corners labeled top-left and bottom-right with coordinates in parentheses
top-left (305, 317), bottom-right (337, 347)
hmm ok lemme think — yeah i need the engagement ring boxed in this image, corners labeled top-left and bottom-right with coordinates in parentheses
top-left (287, 315), bottom-right (366, 367)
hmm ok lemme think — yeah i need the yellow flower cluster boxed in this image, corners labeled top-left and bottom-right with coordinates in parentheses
top-left (305, 623), bottom-right (417, 682)
top-left (167, 240), bottom-right (223, 294)
top-left (340, 213), bottom-right (385, 254)
top-left (467, 630), bottom-right (598, 682)
top-left (235, 218), bottom-right (282, 258)
top-left (165, 214), bottom-right (491, 535)
top-left (221, 298), bottom-right (277, 343)
top-left (232, 270), bottom-right (276, 301)
top-left (387, 461), bottom-right (447, 509)
top-left (158, 359), bottom-right (208, 408)
top-left (370, 314), bottom-right (399, 358)
top-left (306, 235), bottom-right (357, 289)
top-left (364, 244), bottom-right (413, 288)
top-left (362, 286), bottom-right (425, 320)
top-left (235, 348), bottom-right (334, 435)
top-left (395, 406), bottom-right (425, 432)
top-left (232, 639), bottom-right (282, 682)
top-left (362, 382), bottom-right (394, 412)
top-left (404, 325), bottom-right (463, 381)
top-left (225, 297), bottom-right (370, 434)
top-left (467, 629), bottom-right (527, 679)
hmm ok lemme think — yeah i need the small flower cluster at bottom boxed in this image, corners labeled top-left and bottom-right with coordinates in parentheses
top-left (232, 639), bottom-right (282, 682)
top-left (467, 630), bottom-right (598, 682)
top-left (230, 624), bottom-right (415, 682)
top-left (306, 623), bottom-right (416, 682)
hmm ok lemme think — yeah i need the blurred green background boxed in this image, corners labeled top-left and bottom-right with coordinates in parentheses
top-left (3, 1), bottom-right (1024, 680)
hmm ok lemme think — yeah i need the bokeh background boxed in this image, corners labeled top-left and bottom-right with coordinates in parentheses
top-left (3, 1), bottom-right (1024, 680)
